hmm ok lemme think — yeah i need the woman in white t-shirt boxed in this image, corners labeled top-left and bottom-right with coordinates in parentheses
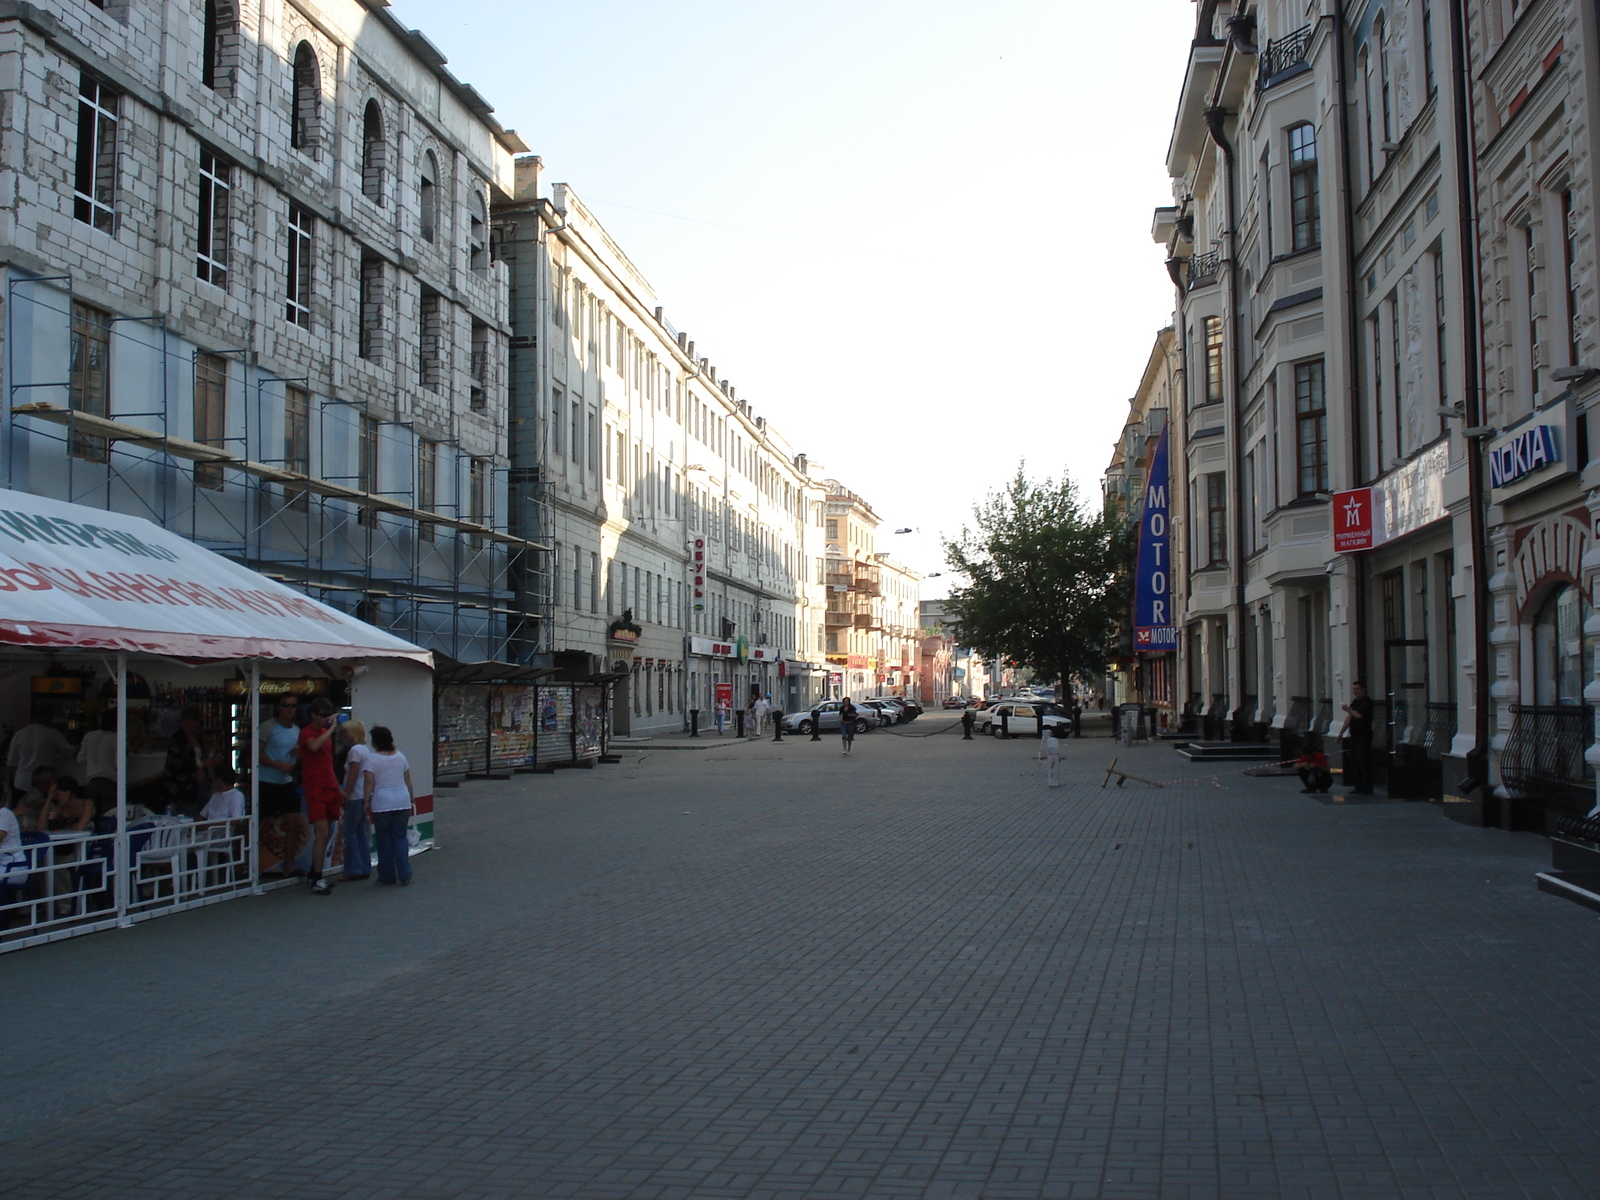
top-left (339, 721), bottom-right (373, 881)
top-left (361, 725), bottom-right (414, 886)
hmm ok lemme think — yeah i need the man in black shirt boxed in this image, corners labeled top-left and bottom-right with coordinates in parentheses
top-left (1338, 680), bottom-right (1375, 794)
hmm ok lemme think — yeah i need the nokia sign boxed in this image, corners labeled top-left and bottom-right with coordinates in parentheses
top-left (1488, 424), bottom-right (1561, 490)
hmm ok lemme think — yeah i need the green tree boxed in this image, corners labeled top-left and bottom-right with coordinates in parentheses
top-left (943, 466), bottom-right (1132, 695)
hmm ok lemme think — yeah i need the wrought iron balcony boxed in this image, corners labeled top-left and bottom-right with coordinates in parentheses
top-left (1422, 702), bottom-right (1457, 761)
top-left (1257, 25), bottom-right (1312, 88)
top-left (1501, 704), bottom-right (1596, 812)
top-left (1186, 251), bottom-right (1221, 289)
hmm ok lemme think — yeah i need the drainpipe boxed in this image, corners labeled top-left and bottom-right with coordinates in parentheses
top-left (1202, 104), bottom-right (1251, 737)
top-left (1447, 0), bottom-right (1492, 793)
top-left (1330, 0), bottom-right (1372, 700)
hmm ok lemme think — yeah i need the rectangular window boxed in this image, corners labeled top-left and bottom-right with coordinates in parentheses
top-left (588, 411), bottom-right (598, 472)
top-left (470, 320), bottom-right (489, 412)
top-left (68, 301), bottom-right (111, 463)
top-left (194, 353), bottom-right (228, 490)
top-left (285, 202), bottom-right (313, 328)
top-left (1205, 472), bottom-right (1227, 565)
top-left (1369, 315), bottom-right (1384, 470)
top-left (590, 551), bottom-right (599, 613)
top-left (551, 386), bottom-right (564, 458)
top-left (284, 383), bottom-right (309, 510)
top-left (1288, 124), bottom-right (1320, 250)
top-left (1294, 359), bottom-right (1328, 497)
top-left (74, 74), bottom-right (119, 233)
top-left (571, 401), bottom-right (582, 465)
top-left (1434, 252), bottom-right (1449, 421)
top-left (574, 551), bottom-right (583, 610)
top-left (1259, 150), bottom-right (1273, 260)
top-left (419, 290), bottom-right (442, 390)
top-left (469, 457), bottom-right (489, 542)
top-left (826, 518), bottom-right (838, 540)
top-left (196, 148), bottom-right (231, 289)
top-left (1525, 221), bottom-right (1541, 404)
top-left (417, 439), bottom-right (437, 542)
top-left (1564, 189), bottom-right (1580, 365)
top-left (1421, 0), bottom-right (1436, 95)
top-left (359, 252), bottom-right (385, 362)
top-left (358, 415), bottom-right (379, 527)
top-left (1204, 316), bottom-right (1224, 403)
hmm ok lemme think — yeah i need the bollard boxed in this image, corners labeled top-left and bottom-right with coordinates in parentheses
top-left (962, 712), bottom-right (974, 740)
top-left (690, 708), bottom-right (700, 738)
top-left (810, 709), bottom-right (822, 741)
top-left (773, 714), bottom-right (784, 742)
top-left (1001, 712), bottom-right (1009, 739)
top-left (736, 711), bottom-right (745, 738)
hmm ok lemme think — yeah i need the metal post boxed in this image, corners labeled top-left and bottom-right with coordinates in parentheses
top-left (810, 708), bottom-right (821, 741)
top-left (249, 659), bottom-right (261, 894)
top-left (114, 653), bottom-right (129, 925)
top-left (773, 711), bottom-right (783, 742)
top-left (690, 708), bottom-right (699, 737)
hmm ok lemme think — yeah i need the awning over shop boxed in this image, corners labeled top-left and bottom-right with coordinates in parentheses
top-left (0, 487), bottom-right (431, 664)
top-left (433, 657), bottom-right (555, 686)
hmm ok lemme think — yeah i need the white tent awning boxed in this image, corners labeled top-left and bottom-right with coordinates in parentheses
top-left (0, 487), bottom-right (431, 665)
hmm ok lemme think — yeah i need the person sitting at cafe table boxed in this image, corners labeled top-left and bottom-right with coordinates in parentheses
top-left (166, 705), bottom-right (220, 816)
top-left (6, 714), bottom-right (72, 805)
top-left (39, 775), bottom-right (95, 834)
top-left (13, 765), bottom-right (57, 832)
top-left (200, 765), bottom-right (247, 826)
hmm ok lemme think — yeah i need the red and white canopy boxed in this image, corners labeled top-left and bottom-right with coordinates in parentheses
top-left (0, 488), bottom-right (432, 665)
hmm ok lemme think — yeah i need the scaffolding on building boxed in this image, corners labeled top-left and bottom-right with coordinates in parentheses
top-left (3, 274), bottom-right (550, 663)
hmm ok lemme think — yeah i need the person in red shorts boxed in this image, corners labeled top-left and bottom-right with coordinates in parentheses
top-left (301, 698), bottom-right (342, 895)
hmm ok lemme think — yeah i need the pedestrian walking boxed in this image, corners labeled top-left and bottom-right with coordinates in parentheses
top-left (300, 698), bottom-right (342, 895)
top-left (1037, 726), bottom-right (1062, 787)
top-left (750, 694), bottom-right (770, 737)
top-left (362, 725), bottom-right (415, 886)
top-left (339, 720), bottom-right (372, 881)
top-left (715, 698), bottom-right (728, 737)
top-left (1338, 681), bottom-right (1375, 795)
top-left (840, 699), bottom-right (859, 756)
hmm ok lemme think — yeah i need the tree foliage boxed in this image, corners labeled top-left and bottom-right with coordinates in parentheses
top-left (943, 466), bottom-right (1132, 691)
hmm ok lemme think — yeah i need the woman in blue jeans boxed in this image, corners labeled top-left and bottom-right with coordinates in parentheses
top-left (338, 721), bottom-right (372, 880)
top-left (362, 725), bottom-right (415, 885)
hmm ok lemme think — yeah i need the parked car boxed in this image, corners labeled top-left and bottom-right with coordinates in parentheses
top-left (782, 700), bottom-right (873, 736)
top-left (859, 700), bottom-right (900, 727)
top-left (865, 696), bottom-right (919, 722)
top-left (942, 695), bottom-right (968, 709)
top-left (978, 702), bottom-right (1072, 738)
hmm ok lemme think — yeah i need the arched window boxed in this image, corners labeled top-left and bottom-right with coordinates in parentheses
top-left (1532, 583), bottom-right (1590, 706)
top-left (469, 189), bottom-right (488, 271)
top-left (361, 99), bottom-right (386, 204)
top-left (290, 42), bottom-right (320, 154)
top-left (201, 0), bottom-right (236, 94)
top-left (419, 150), bottom-right (438, 243)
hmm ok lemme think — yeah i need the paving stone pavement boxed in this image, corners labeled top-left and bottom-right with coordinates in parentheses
top-left (5, 715), bottom-right (1600, 1199)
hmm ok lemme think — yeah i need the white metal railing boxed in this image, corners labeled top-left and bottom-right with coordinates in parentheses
top-left (1, 816), bottom-right (254, 945)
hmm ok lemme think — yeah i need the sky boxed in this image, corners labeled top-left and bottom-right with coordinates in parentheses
top-left (393, 0), bottom-right (1196, 594)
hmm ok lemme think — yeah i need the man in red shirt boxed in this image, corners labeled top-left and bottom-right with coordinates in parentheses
top-left (301, 698), bottom-right (342, 895)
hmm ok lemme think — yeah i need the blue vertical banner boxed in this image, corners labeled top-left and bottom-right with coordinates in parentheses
top-left (1133, 425), bottom-right (1177, 651)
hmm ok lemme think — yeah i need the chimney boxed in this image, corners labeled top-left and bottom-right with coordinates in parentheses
top-left (513, 154), bottom-right (542, 202)
top-left (677, 331), bottom-right (688, 349)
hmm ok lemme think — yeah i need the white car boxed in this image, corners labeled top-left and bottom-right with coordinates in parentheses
top-left (978, 702), bottom-right (1071, 738)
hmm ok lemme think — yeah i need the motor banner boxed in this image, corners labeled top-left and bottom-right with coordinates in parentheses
top-left (1133, 426), bottom-right (1176, 651)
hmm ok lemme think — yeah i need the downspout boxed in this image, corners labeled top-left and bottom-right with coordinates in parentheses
top-left (1202, 103), bottom-right (1251, 736)
top-left (1331, 0), bottom-right (1371, 693)
top-left (1447, 0), bottom-right (1491, 792)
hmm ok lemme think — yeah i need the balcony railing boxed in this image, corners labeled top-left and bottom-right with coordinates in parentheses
top-left (1257, 25), bottom-right (1312, 88)
top-left (1422, 702), bottom-right (1457, 761)
top-left (1501, 704), bottom-right (1596, 812)
top-left (1187, 251), bottom-right (1220, 289)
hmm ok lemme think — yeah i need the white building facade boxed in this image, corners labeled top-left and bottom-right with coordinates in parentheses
top-left (0, 0), bottom-right (529, 660)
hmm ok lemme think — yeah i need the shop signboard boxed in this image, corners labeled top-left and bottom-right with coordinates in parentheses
top-left (1332, 487), bottom-right (1374, 552)
top-left (1133, 426), bottom-right (1175, 652)
top-left (1334, 441), bottom-right (1451, 552)
top-left (690, 538), bottom-right (706, 612)
top-left (714, 681), bottom-right (733, 708)
top-left (1489, 401), bottom-right (1574, 499)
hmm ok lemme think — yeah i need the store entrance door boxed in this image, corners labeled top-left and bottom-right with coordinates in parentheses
top-left (613, 675), bottom-right (630, 736)
top-left (1384, 638), bottom-right (1429, 797)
